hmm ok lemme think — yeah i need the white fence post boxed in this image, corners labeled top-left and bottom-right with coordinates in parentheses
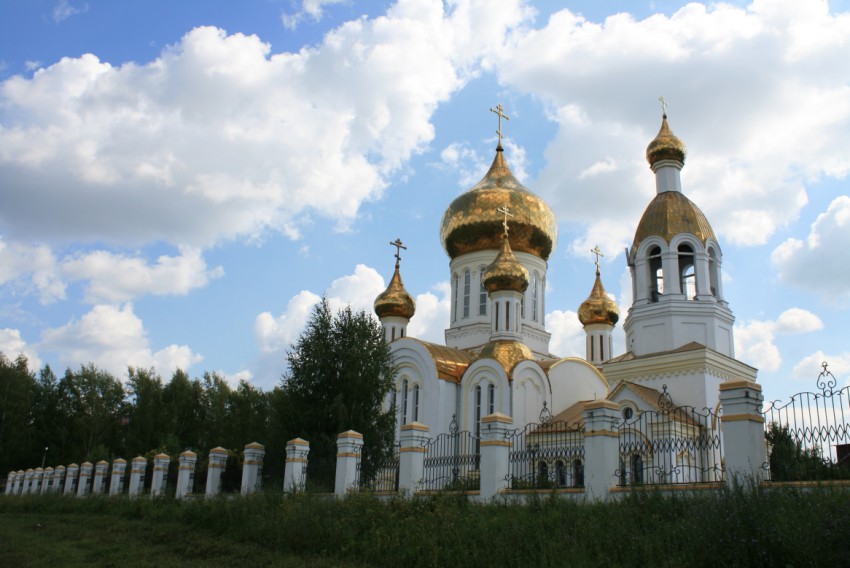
top-left (77, 462), bottom-right (93, 497)
top-left (6, 471), bottom-right (16, 495)
top-left (128, 457), bottom-right (146, 498)
top-left (206, 447), bottom-right (229, 498)
top-left (284, 438), bottom-right (310, 492)
top-left (720, 380), bottom-right (766, 486)
top-left (92, 461), bottom-right (108, 494)
top-left (150, 454), bottom-right (170, 498)
top-left (241, 443), bottom-right (265, 495)
top-left (23, 469), bottom-right (34, 494)
top-left (52, 466), bottom-right (66, 494)
top-left (64, 464), bottom-right (79, 495)
top-left (33, 468), bottom-right (44, 495)
top-left (176, 450), bottom-right (197, 499)
top-left (41, 467), bottom-right (54, 495)
top-left (582, 401), bottom-right (620, 501)
top-left (335, 431), bottom-right (364, 496)
top-left (479, 413), bottom-right (513, 500)
top-left (109, 459), bottom-right (126, 495)
top-left (399, 422), bottom-right (429, 495)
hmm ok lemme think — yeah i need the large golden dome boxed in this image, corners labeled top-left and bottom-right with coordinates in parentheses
top-left (440, 147), bottom-right (557, 260)
top-left (578, 271), bottom-right (619, 326)
top-left (482, 234), bottom-right (529, 294)
top-left (475, 339), bottom-right (534, 377)
top-left (374, 264), bottom-right (416, 320)
top-left (646, 115), bottom-right (686, 166)
top-left (632, 191), bottom-right (716, 252)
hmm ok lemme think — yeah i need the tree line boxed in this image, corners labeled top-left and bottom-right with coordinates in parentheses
top-left (0, 299), bottom-right (396, 485)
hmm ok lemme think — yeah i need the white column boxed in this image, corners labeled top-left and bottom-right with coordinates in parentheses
top-left (206, 447), bottom-right (228, 498)
top-left (33, 468), bottom-right (44, 495)
top-left (14, 470), bottom-right (24, 495)
top-left (150, 454), bottom-right (170, 498)
top-left (52, 466), bottom-right (66, 494)
top-left (283, 438), bottom-right (310, 492)
top-left (109, 459), bottom-right (126, 496)
top-left (76, 462), bottom-right (93, 497)
top-left (479, 413), bottom-right (513, 500)
top-left (128, 457), bottom-right (146, 498)
top-left (64, 464), bottom-right (79, 495)
top-left (335, 430), bottom-right (364, 496)
top-left (23, 469), bottom-right (35, 494)
top-left (176, 450), bottom-right (197, 499)
top-left (41, 468), bottom-right (54, 495)
top-left (720, 380), bottom-right (766, 485)
top-left (582, 401), bottom-right (621, 501)
top-left (92, 461), bottom-right (109, 495)
top-left (6, 471), bottom-right (16, 496)
top-left (661, 252), bottom-right (681, 296)
top-left (399, 422), bottom-right (429, 495)
top-left (241, 443), bottom-right (265, 495)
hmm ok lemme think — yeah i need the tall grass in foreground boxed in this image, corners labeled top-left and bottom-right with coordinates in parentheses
top-left (2, 486), bottom-right (848, 567)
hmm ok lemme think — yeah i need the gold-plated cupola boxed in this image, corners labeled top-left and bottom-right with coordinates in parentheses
top-left (374, 239), bottom-right (416, 320)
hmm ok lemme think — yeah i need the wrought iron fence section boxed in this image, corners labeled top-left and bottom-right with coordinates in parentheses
top-left (762, 362), bottom-right (850, 481)
top-left (420, 416), bottom-right (480, 491)
top-left (356, 443), bottom-right (400, 492)
top-left (303, 453), bottom-right (336, 493)
top-left (615, 385), bottom-right (723, 486)
top-left (504, 416), bottom-right (585, 490)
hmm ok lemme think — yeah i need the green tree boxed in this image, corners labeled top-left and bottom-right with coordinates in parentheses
top-left (125, 367), bottom-right (165, 455)
top-left (277, 298), bottom-right (396, 488)
top-left (0, 353), bottom-right (38, 472)
top-left (766, 422), bottom-right (845, 481)
top-left (162, 369), bottom-right (204, 453)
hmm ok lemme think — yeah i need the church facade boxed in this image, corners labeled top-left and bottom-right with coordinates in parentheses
top-left (373, 109), bottom-right (758, 456)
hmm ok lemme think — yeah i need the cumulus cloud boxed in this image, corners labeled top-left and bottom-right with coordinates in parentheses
top-left (407, 282), bottom-right (451, 343)
top-left (771, 195), bottom-right (850, 304)
top-left (546, 309), bottom-right (585, 358)
top-left (52, 0), bottom-right (88, 23)
top-left (0, 238), bottom-right (65, 303)
top-left (39, 303), bottom-right (202, 379)
top-left (1, 1), bottom-right (531, 248)
top-left (792, 351), bottom-right (850, 385)
top-left (0, 328), bottom-right (42, 370)
top-left (734, 308), bottom-right (823, 372)
top-left (494, 0), bottom-right (850, 258)
top-left (282, 0), bottom-right (347, 29)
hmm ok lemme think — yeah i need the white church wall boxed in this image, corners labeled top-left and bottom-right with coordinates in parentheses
top-left (459, 361), bottom-right (508, 434)
top-left (511, 361), bottom-right (551, 427)
top-left (546, 358), bottom-right (609, 416)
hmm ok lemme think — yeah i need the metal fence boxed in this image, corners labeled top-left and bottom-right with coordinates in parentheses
top-left (615, 385), bottom-right (723, 485)
top-left (303, 453), bottom-right (336, 493)
top-left (505, 403), bottom-right (585, 489)
top-left (763, 362), bottom-right (850, 482)
top-left (356, 443), bottom-right (400, 492)
top-left (420, 415), bottom-right (479, 491)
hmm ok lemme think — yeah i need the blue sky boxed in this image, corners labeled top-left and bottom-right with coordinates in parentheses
top-left (1, 0), bottom-right (849, 402)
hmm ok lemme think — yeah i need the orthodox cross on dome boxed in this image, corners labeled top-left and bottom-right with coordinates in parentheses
top-left (389, 238), bottom-right (407, 268)
top-left (591, 245), bottom-right (604, 272)
top-left (497, 204), bottom-right (513, 237)
top-left (490, 103), bottom-right (510, 146)
top-left (659, 96), bottom-right (668, 118)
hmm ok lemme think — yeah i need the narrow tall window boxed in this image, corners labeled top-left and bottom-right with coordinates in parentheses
top-left (412, 384), bottom-right (420, 422)
top-left (599, 336), bottom-right (604, 361)
top-left (678, 243), bottom-right (696, 300)
top-left (401, 380), bottom-right (409, 425)
top-left (487, 383), bottom-right (495, 415)
top-left (649, 246), bottom-right (663, 301)
top-left (479, 267), bottom-right (487, 316)
top-left (631, 454), bottom-right (643, 484)
top-left (505, 302), bottom-right (510, 330)
top-left (708, 248), bottom-right (719, 297)
top-left (573, 460), bottom-right (584, 487)
top-left (532, 272), bottom-right (539, 321)
top-left (452, 273), bottom-right (459, 322)
top-left (462, 269), bottom-right (471, 318)
top-left (474, 385), bottom-right (482, 436)
top-left (495, 303), bottom-right (500, 331)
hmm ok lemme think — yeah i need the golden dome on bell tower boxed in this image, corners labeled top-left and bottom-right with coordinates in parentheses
top-left (646, 113), bottom-right (687, 166)
top-left (374, 239), bottom-right (416, 320)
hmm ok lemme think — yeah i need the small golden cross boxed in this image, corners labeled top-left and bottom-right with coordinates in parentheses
top-left (591, 245), bottom-right (604, 272)
top-left (659, 96), bottom-right (668, 118)
top-left (497, 204), bottom-right (513, 237)
top-left (490, 103), bottom-right (510, 145)
top-left (389, 238), bottom-right (407, 267)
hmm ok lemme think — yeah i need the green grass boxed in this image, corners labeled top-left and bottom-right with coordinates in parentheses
top-left (2, 486), bottom-right (849, 567)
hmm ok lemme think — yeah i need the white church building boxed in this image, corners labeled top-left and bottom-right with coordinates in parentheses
top-left (373, 108), bottom-right (758, 459)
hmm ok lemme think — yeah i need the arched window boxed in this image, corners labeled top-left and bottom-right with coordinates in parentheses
top-left (649, 246), bottom-right (663, 301)
top-left (708, 247), bottom-right (719, 297)
top-left (478, 267), bottom-right (487, 315)
top-left (631, 454), bottom-right (644, 484)
top-left (487, 383), bottom-right (495, 415)
top-left (474, 385), bottom-right (482, 439)
top-left (678, 243), bottom-right (696, 300)
top-left (573, 459), bottom-right (584, 487)
top-left (462, 269), bottom-right (471, 318)
top-left (537, 461), bottom-right (548, 487)
top-left (452, 273), bottom-right (459, 322)
top-left (401, 380), bottom-right (409, 425)
top-left (555, 460), bottom-right (566, 487)
top-left (412, 384), bottom-right (420, 422)
top-left (531, 272), bottom-right (539, 321)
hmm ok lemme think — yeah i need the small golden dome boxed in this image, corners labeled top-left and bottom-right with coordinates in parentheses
top-left (646, 115), bottom-right (686, 166)
top-left (632, 191), bottom-right (716, 252)
top-left (578, 271), bottom-right (620, 326)
top-left (475, 340), bottom-right (534, 377)
top-left (440, 148), bottom-right (557, 260)
top-left (482, 234), bottom-right (529, 294)
top-left (374, 264), bottom-right (416, 320)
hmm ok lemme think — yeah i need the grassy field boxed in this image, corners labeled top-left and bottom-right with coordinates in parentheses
top-left (1, 486), bottom-right (848, 567)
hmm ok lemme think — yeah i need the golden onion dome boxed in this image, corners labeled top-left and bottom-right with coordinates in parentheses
top-left (578, 271), bottom-right (620, 326)
top-left (482, 234), bottom-right (529, 294)
top-left (646, 115), bottom-right (686, 166)
top-left (440, 147), bottom-right (557, 260)
top-left (632, 191), bottom-right (716, 252)
top-left (475, 339), bottom-right (534, 377)
top-left (374, 264), bottom-right (416, 320)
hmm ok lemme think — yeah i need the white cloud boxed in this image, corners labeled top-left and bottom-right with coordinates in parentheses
top-left (282, 0), bottom-right (347, 29)
top-left (407, 282), bottom-right (451, 343)
top-left (52, 0), bottom-right (88, 23)
top-left (0, 238), bottom-right (65, 303)
top-left (39, 303), bottom-right (201, 379)
top-left (792, 351), bottom-right (850, 385)
top-left (494, 0), bottom-right (850, 258)
top-left (546, 309), bottom-right (585, 358)
top-left (0, 329), bottom-right (42, 370)
top-left (1, 2), bottom-right (532, 248)
top-left (771, 195), bottom-right (850, 304)
top-left (61, 246), bottom-right (224, 303)
top-left (734, 307), bottom-right (823, 372)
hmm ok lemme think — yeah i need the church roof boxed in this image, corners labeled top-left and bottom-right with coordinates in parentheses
top-left (577, 270), bottom-right (619, 326)
top-left (608, 381), bottom-right (701, 427)
top-left (646, 114), bottom-right (686, 166)
top-left (606, 341), bottom-right (707, 363)
top-left (631, 191), bottom-right (716, 252)
top-left (475, 339), bottom-right (534, 377)
top-left (415, 340), bottom-right (474, 383)
top-left (482, 234), bottom-right (529, 293)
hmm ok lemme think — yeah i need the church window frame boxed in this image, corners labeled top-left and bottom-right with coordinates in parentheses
top-left (412, 384), bottom-right (420, 423)
top-left (478, 267), bottom-right (487, 316)
top-left (573, 459), bottom-right (584, 487)
top-left (487, 383), bottom-right (495, 415)
top-left (452, 273), bottom-right (459, 322)
top-left (630, 454), bottom-right (644, 484)
top-left (532, 272), bottom-right (539, 322)
top-left (401, 379), bottom-right (409, 426)
top-left (648, 245), bottom-right (664, 301)
top-left (462, 269), bottom-right (471, 318)
top-left (678, 243), bottom-right (696, 300)
top-left (555, 460), bottom-right (566, 487)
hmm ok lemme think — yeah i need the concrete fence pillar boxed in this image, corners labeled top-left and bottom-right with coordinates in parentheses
top-left (720, 380), bottom-right (766, 486)
top-left (128, 457), bottom-right (147, 498)
top-left (241, 443), bottom-right (265, 495)
top-left (14, 470), bottom-right (25, 495)
top-left (6, 471), bottom-right (15, 495)
top-left (284, 438), bottom-right (310, 492)
top-left (41, 468), bottom-right (54, 495)
top-left (23, 469), bottom-right (34, 494)
top-left (335, 430), bottom-right (364, 496)
top-left (33, 468), bottom-right (44, 495)
top-left (150, 454), bottom-right (170, 498)
top-left (109, 459), bottom-right (126, 495)
top-left (176, 450), bottom-right (197, 499)
top-left (206, 447), bottom-right (228, 498)
top-left (582, 401), bottom-right (621, 501)
top-left (399, 422), bottom-right (429, 495)
top-left (92, 461), bottom-right (109, 494)
top-left (52, 466), bottom-right (66, 494)
top-left (479, 413), bottom-right (513, 500)
top-left (64, 464), bottom-right (79, 495)
top-left (77, 462), bottom-right (93, 497)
